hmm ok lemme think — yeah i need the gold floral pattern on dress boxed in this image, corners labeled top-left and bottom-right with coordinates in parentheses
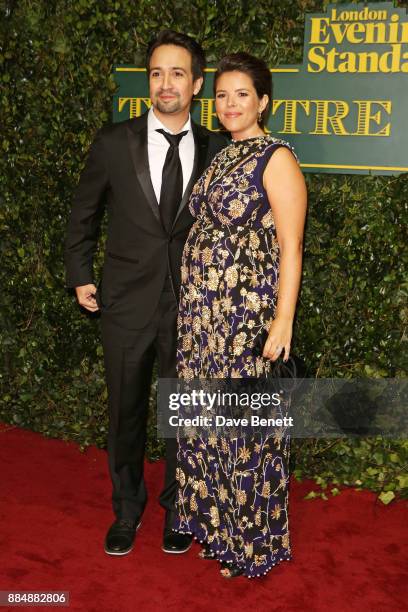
top-left (174, 135), bottom-right (297, 578)
top-left (210, 506), bottom-right (220, 527)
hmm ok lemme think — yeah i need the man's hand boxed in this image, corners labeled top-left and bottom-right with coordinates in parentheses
top-left (75, 284), bottom-right (99, 312)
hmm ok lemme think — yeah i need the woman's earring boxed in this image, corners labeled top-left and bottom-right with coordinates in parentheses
top-left (258, 111), bottom-right (262, 123)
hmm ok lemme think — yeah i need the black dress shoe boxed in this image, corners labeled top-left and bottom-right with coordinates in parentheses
top-left (162, 530), bottom-right (193, 554)
top-left (104, 518), bottom-right (141, 556)
top-left (162, 510), bottom-right (192, 554)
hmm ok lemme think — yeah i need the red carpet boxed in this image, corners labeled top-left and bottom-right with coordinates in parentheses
top-left (0, 423), bottom-right (407, 611)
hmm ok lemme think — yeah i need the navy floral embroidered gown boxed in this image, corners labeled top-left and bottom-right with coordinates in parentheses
top-left (174, 135), bottom-right (297, 578)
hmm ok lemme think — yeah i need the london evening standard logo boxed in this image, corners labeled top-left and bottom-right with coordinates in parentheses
top-left (307, 4), bottom-right (408, 73)
top-left (113, 2), bottom-right (408, 175)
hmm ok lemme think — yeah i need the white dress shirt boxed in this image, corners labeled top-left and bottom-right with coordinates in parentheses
top-left (147, 107), bottom-right (195, 204)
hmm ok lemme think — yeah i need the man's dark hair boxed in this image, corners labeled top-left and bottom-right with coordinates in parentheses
top-left (214, 52), bottom-right (272, 128)
top-left (146, 29), bottom-right (206, 81)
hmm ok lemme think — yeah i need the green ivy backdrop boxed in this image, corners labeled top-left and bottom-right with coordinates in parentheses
top-left (1, 0), bottom-right (407, 503)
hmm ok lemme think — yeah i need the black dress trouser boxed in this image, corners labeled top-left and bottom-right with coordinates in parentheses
top-left (100, 284), bottom-right (178, 521)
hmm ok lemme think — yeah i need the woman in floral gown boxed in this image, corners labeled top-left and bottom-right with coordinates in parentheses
top-left (173, 53), bottom-right (307, 578)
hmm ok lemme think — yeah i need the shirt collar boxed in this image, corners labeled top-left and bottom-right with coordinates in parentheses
top-left (148, 107), bottom-right (192, 135)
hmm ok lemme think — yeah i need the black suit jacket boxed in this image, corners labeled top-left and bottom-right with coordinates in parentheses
top-left (64, 112), bottom-right (228, 330)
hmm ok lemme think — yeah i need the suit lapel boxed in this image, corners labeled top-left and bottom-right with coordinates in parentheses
top-left (172, 121), bottom-right (209, 227)
top-left (126, 115), bottom-right (161, 224)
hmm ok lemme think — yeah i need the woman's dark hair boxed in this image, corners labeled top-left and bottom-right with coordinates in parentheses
top-left (214, 52), bottom-right (272, 127)
top-left (146, 30), bottom-right (206, 82)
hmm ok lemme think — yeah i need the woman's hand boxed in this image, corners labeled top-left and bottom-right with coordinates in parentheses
top-left (263, 317), bottom-right (292, 362)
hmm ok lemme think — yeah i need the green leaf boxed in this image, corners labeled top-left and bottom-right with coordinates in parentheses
top-left (378, 491), bottom-right (395, 505)
top-left (304, 491), bottom-right (317, 500)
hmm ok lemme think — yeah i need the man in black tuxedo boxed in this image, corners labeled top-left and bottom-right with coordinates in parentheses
top-left (65, 30), bottom-right (227, 556)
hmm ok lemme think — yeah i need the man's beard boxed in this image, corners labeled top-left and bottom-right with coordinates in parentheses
top-left (154, 91), bottom-right (182, 114)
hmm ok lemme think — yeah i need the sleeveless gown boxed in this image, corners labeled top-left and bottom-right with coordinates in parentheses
top-left (174, 135), bottom-right (297, 578)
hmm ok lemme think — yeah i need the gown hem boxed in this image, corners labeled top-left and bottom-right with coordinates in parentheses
top-left (172, 526), bottom-right (292, 578)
